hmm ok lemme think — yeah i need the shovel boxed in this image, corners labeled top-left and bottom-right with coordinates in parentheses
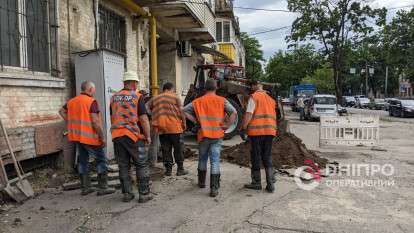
top-left (0, 119), bottom-right (34, 201)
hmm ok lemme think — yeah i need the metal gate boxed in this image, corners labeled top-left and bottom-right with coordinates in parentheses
top-left (319, 116), bottom-right (380, 146)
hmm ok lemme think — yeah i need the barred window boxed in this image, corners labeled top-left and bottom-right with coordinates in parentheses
top-left (0, 0), bottom-right (59, 75)
top-left (98, 6), bottom-right (126, 54)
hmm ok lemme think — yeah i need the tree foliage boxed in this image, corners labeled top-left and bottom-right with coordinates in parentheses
top-left (385, 8), bottom-right (414, 82)
top-left (240, 32), bottom-right (265, 80)
top-left (302, 64), bottom-right (335, 94)
top-left (264, 45), bottom-right (320, 96)
top-left (287, 0), bottom-right (387, 101)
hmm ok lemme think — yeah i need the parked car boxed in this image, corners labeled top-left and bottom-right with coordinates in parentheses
top-left (371, 98), bottom-right (386, 110)
top-left (356, 97), bottom-right (370, 108)
top-left (384, 98), bottom-right (397, 111)
top-left (389, 99), bottom-right (414, 117)
top-left (305, 94), bottom-right (338, 121)
top-left (342, 96), bottom-right (356, 107)
top-left (282, 97), bottom-right (291, 106)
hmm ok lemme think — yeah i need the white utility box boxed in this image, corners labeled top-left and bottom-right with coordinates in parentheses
top-left (74, 49), bottom-right (125, 158)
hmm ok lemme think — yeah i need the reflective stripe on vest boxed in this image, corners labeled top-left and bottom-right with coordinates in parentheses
top-left (66, 94), bottom-right (101, 146)
top-left (151, 92), bottom-right (183, 134)
top-left (192, 94), bottom-right (225, 141)
top-left (110, 90), bottom-right (142, 142)
top-left (247, 91), bottom-right (277, 136)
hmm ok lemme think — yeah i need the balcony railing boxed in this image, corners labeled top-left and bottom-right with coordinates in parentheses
top-left (216, 0), bottom-right (233, 12)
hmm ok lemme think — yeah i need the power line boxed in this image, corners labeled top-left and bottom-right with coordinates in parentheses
top-left (249, 26), bottom-right (291, 36)
top-left (234, 6), bottom-right (291, 13)
top-left (387, 4), bottom-right (414, 10)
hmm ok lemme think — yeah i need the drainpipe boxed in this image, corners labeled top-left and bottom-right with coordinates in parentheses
top-left (117, 0), bottom-right (158, 95)
top-left (150, 16), bottom-right (158, 96)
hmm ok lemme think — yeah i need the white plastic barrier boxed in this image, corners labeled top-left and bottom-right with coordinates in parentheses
top-left (319, 116), bottom-right (380, 146)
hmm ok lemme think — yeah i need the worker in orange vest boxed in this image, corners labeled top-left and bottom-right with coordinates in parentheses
top-left (184, 79), bottom-right (237, 197)
top-left (241, 80), bottom-right (277, 193)
top-left (147, 82), bottom-right (189, 176)
top-left (59, 81), bottom-right (115, 196)
top-left (110, 71), bottom-right (152, 203)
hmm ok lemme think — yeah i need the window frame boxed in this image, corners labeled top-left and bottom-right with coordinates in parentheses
top-left (0, 0), bottom-right (59, 77)
top-left (216, 20), bottom-right (231, 43)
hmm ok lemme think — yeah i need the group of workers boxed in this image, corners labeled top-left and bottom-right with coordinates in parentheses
top-left (59, 71), bottom-right (277, 203)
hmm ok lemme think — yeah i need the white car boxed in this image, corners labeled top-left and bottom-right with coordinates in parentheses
top-left (305, 94), bottom-right (338, 120)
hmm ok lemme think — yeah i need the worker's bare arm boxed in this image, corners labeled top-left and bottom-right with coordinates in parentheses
top-left (59, 107), bottom-right (68, 121)
top-left (241, 112), bottom-right (253, 130)
top-left (91, 113), bottom-right (106, 147)
top-left (177, 97), bottom-right (187, 130)
top-left (139, 114), bottom-right (151, 145)
top-left (223, 111), bottom-right (237, 130)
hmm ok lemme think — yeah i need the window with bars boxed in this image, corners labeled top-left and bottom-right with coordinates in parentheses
top-left (0, 0), bottom-right (58, 75)
top-left (98, 6), bottom-right (126, 55)
top-left (216, 20), bottom-right (231, 42)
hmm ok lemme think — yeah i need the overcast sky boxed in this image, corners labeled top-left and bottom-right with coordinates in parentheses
top-left (234, 0), bottom-right (414, 60)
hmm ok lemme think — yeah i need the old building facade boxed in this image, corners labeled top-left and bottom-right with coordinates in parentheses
top-left (0, 0), bottom-right (150, 165)
top-left (0, 0), bottom-right (244, 167)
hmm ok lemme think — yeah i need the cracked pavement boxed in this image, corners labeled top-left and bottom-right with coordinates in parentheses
top-left (0, 110), bottom-right (413, 233)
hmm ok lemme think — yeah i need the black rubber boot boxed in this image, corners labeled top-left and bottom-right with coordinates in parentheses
top-left (198, 169), bottom-right (206, 188)
top-left (176, 163), bottom-right (189, 176)
top-left (121, 179), bottom-right (134, 202)
top-left (80, 174), bottom-right (95, 196)
top-left (210, 174), bottom-right (220, 197)
top-left (165, 165), bottom-right (172, 176)
top-left (96, 173), bottom-right (116, 196)
top-left (265, 167), bottom-right (275, 193)
top-left (138, 177), bottom-right (153, 203)
top-left (244, 169), bottom-right (262, 190)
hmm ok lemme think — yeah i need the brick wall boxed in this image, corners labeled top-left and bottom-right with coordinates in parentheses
top-left (0, 0), bottom-right (150, 164)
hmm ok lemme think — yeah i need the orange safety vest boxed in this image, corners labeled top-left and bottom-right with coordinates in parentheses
top-left (67, 94), bottom-right (101, 146)
top-left (192, 93), bottom-right (225, 141)
top-left (151, 92), bottom-right (183, 134)
top-left (247, 91), bottom-right (277, 136)
top-left (110, 90), bottom-right (143, 142)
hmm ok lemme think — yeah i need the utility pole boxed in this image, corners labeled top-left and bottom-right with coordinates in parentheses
top-left (385, 66), bottom-right (389, 98)
top-left (365, 62), bottom-right (369, 96)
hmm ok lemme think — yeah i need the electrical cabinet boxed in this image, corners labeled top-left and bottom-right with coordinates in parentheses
top-left (74, 49), bottom-right (125, 158)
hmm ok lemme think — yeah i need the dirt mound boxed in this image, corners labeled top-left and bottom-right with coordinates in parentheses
top-left (222, 132), bottom-right (328, 169)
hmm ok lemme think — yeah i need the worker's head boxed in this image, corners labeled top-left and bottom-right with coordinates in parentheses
top-left (81, 81), bottom-right (96, 96)
top-left (123, 71), bottom-right (139, 91)
top-left (205, 79), bottom-right (217, 92)
top-left (249, 80), bottom-right (263, 91)
top-left (163, 82), bottom-right (174, 92)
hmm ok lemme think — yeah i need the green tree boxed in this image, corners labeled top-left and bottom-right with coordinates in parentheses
top-left (302, 64), bottom-right (335, 94)
top-left (385, 8), bottom-right (414, 82)
top-left (265, 45), bottom-right (321, 96)
top-left (240, 32), bottom-right (265, 80)
top-left (287, 0), bottom-right (387, 101)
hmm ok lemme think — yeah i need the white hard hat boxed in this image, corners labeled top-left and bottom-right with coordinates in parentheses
top-left (123, 71), bottom-right (139, 82)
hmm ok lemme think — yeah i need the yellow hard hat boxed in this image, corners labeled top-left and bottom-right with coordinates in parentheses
top-left (123, 71), bottom-right (139, 82)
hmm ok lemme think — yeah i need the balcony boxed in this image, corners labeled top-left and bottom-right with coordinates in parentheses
top-left (138, 0), bottom-right (216, 43)
top-left (215, 0), bottom-right (234, 17)
top-left (216, 43), bottom-right (236, 63)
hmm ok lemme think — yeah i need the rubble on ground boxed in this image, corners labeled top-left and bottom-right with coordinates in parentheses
top-left (222, 132), bottom-right (328, 169)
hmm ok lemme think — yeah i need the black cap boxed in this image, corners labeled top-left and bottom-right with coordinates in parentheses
top-left (248, 80), bottom-right (259, 86)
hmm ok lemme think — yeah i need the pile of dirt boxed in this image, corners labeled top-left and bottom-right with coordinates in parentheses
top-left (222, 132), bottom-right (328, 169)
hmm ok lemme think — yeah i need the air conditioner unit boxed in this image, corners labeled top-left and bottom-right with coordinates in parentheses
top-left (177, 41), bottom-right (192, 57)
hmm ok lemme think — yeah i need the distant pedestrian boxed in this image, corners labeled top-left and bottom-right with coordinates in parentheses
top-left (110, 71), bottom-right (152, 203)
top-left (184, 79), bottom-right (237, 197)
top-left (59, 81), bottom-right (115, 196)
top-left (241, 80), bottom-right (277, 193)
top-left (147, 82), bottom-right (189, 176)
top-left (297, 96), bottom-right (305, 121)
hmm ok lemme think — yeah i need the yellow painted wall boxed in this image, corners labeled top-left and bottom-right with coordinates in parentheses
top-left (218, 43), bottom-right (236, 63)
